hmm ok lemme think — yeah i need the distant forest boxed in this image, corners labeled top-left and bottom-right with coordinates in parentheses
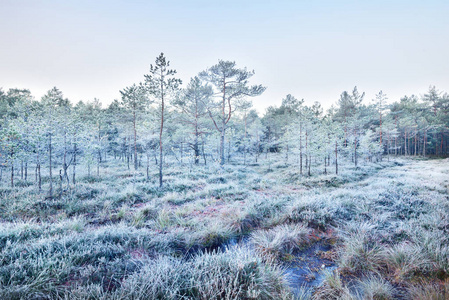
top-left (1, 53), bottom-right (448, 193)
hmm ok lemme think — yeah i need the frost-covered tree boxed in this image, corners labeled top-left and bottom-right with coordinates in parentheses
top-left (120, 83), bottom-right (148, 170)
top-left (373, 90), bottom-right (388, 148)
top-left (41, 87), bottom-right (69, 198)
top-left (144, 53), bottom-right (182, 187)
top-left (333, 87), bottom-right (365, 147)
top-left (200, 60), bottom-right (265, 165)
top-left (173, 76), bottom-right (213, 164)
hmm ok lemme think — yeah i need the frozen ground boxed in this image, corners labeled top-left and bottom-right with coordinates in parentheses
top-left (0, 156), bottom-right (448, 299)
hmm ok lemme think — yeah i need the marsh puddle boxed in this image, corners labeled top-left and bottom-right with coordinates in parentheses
top-left (283, 242), bottom-right (336, 295)
top-left (202, 236), bottom-right (336, 297)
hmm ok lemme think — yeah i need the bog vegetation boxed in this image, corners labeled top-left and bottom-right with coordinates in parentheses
top-left (1, 54), bottom-right (448, 299)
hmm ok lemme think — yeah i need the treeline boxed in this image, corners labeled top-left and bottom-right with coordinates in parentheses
top-left (1, 53), bottom-right (448, 194)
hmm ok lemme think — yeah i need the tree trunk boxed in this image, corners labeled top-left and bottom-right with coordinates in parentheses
top-left (305, 131), bottom-right (308, 169)
top-left (63, 132), bottom-right (69, 185)
top-left (379, 111), bottom-right (382, 147)
top-left (146, 153), bottom-right (150, 181)
top-left (180, 142), bottom-right (183, 164)
top-left (244, 111), bottom-right (247, 166)
top-left (414, 132), bottom-right (417, 156)
top-left (98, 123), bottom-right (102, 163)
top-left (227, 139), bottom-right (231, 163)
top-left (202, 140), bottom-right (207, 165)
top-left (299, 122), bottom-right (303, 175)
top-left (220, 128), bottom-right (225, 165)
top-left (344, 115), bottom-right (347, 147)
top-left (387, 135), bottom-right (390, 161)
top-left (38, 163), bottom-right (41, 191)
top-left (335, 140), bottom-right (338, 175)
top-left (423, 130), bottom-right (426, 157)
top-left (194, 118), bottom-right (200, 164)
top-left (394, 116), bottom-right (397, 156)
top-left (308, 156), bottom-right (311, 176)
top-left (126, 136), bottom-right (130, 170)
top-left (219, 79), bottom-right (226, 166)
top-left (255, 136), bottom-right (259, 163)
top-left (59, 170), bottom-right (63, 199)
top-left (159, 76), bottom-right (165, 187)
top-left (72, 143), bottom-right (77, 185)
top-left (133, 109), bottom-right (138, 170)
top-left (404, 130), bottom-right (408, 156)
top-left (194, 140), bottom-right (200, 165)
top-left (10, 157), bottom-right (14, 188)
top-left (49, 133), bottom-right (53, 198)
top-left (324, 157), bottom-right (327, 174)
top-left (37, 148), bottom-right (42, 191)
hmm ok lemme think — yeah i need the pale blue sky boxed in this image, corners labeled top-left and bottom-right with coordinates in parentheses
top-left (1, 0), bottom-right (448, 112)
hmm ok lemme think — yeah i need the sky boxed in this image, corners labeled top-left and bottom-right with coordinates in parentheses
top-left (1, 0), bottom-right (448, 114)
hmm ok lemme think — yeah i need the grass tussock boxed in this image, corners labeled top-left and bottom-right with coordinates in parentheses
top-left (251, 223), bottom-right (312, 260)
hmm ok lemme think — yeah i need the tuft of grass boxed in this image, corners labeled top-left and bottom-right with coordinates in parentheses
top-left (312, 270), bottom-right (354, 300)
top-left (406, 279), bottom-right (449, 300)
top-left (338, 230), bottom-right (383, 274)
top-left (288, 199), bottom-right (336, 230)
top-left (382, 242), bottom-right (430, 281)
top-left (154, 208), bottom-right (175, 230)
top-left (132, 203), bottom-right (158, 227)
top-left (358, 276), bottom-right (395, 300)
top-left (187, 246), bottom-right (292, 299)
top-left (251, 223), bottom-right (311, 260)
top-left (115, 205), bottom-right (128, 221)
top-left (114, 256), bottom-right (186, 299)
top-left (192, 221), bottom-right (236, 248)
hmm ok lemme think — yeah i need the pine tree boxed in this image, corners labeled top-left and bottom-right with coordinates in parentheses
top-left (144, 53), bottom-right (182, 187)
top-left (120, 84), bottom-right (148, 170)
top-left (200, 60), bottom-right (265, 165)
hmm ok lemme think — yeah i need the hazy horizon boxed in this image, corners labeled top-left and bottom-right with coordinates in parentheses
top-left (1, 0), bottom-right (448, 113)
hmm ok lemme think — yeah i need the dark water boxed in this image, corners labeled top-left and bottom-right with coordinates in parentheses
top-left (283, 242), bottom-right (337, 296)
